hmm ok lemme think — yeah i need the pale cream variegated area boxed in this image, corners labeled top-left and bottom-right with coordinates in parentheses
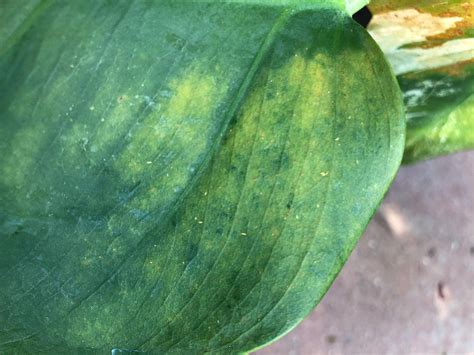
top-left (369, 9), bottom-right (474, 75)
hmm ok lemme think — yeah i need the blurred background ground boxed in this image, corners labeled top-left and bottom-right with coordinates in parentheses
top-left (256, 151), bottom-right (474, 354)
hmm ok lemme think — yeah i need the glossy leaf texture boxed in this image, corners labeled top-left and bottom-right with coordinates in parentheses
top-left (368, 0), bottom-right (474, 163)
top-left (0, 1), bottom-right (404, 353)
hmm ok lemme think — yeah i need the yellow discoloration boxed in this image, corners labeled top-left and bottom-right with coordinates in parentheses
top-left (166, 70), bottom-right (218, 118)
top-left (227, 49), bottom-right (336, 222)
top-left (1, 123), bottom-right (46, 188)
top-left (116, 66), bottom-right (226, 179)
top-left (109, 66), bottom-right (230, 212)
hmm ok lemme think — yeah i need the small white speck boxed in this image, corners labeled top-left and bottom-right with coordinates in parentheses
top-left (422, 256), bottom-right (430, 266)
top-left (368, 239), bottom-right (376, 249)
top-left (89, 106), bottom-right (95, 111)
top-left (373, 277), bottom-right (382, 287)
top-left (146, 161), bottom-right (153, 164)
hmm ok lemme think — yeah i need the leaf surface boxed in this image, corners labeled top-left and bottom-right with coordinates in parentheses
top-left (0, 1), bottom-right (404, 353)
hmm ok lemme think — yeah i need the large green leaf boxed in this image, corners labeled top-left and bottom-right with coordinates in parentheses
top-left (0, 0), bottom-right (404, 353)
top-left (368, 0), bottom-right (474, 162)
